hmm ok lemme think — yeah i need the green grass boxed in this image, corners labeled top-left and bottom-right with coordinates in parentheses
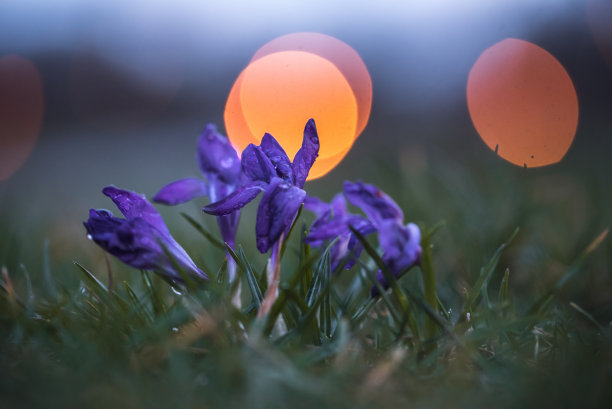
top-left (1, 152), bottom-right (611, 409)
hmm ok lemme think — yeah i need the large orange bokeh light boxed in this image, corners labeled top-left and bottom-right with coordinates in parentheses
top-left (224, 33), bottom-right (371, 180)
top-left (467, 38), bottom-right (579, 168)
top-left (0, 55), bottom-right (44, 181)
top-left (250, 32), bottom-right (372, 137)
top-left (240, 51), bottom-right (357, 158)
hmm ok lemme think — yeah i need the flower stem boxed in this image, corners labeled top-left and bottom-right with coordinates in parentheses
top-left (257, 234), bottom-right (284, 318)
top-left (227, 255), bottom-right (242, 309)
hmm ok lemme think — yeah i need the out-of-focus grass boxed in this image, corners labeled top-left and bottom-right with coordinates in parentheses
top-left (1, 131), bottom-right (611, 408)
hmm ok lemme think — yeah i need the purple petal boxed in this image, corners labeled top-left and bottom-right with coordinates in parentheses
top-left (292, 119), bottom-right (320, 188)
top-left (370, 270), bottom-right (388, 297)
top-left (330, 193), bottom-right (348, 218)
top-left (203, 181), bottom-right (265, 216)
top-left (330, 233), bottom-right (351, 271)
top-left (84, 210), bottom-right (207, 281)
top-left (304, 195), bottom-right (330, 216)
top-left (207, 176), bottom-right (235, 204)
top-left (379, 221), bottom-right (422, 275)
top-left (343, 181), bottom-right (404, 227)
top-left (102, 186), bottom-right (170, 239)
top-left (216, 212), bottom-right (239, 248)
top-left (255, 178), bottom-right (306, 253)
top-left (153, 178), bottom-right (208, 205)
top-left (241, 144), bottom-right (277, 183)
top-left (197, 124), bottom-right (241, 185)
top-left (260, 133), bottom-right (293, 183)
top-left (306, 217), bottom-right (350, 242)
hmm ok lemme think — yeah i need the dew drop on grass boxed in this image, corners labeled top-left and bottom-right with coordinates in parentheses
top-left (170, 286), bottom-right (184, 296)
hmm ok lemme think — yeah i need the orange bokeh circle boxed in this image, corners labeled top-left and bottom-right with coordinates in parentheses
top-left (0, 55), bottom-right (44, 181)
top-left (467, 38), bottom-right (578, 168)
top-left (224, 33), bottom-right (371, 181)
top-left (250, 32), bottom-right (372, 137)
top-left (240, 51), bottom-right (357, 159)
top-left (226, 50), bottom-right (358, 179)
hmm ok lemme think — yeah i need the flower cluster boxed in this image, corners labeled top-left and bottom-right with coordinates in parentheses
top-left (305, 181), bottom-right (422, 295)
top-left (203, 119), bottom-right (319, 253)
top-left (84, 119), bottom-right (421, 300)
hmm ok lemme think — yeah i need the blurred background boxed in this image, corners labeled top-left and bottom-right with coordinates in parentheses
top-left (0, 0), bottom-right (610, 316)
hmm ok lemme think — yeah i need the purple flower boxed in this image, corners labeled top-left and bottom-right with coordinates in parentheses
top-left (343, 181), bottom-right (422, 296)
top-left (153, 124), bottom-right (241, 249)
top-left (304, 194), bottom-right (375, 271)
top-left (343, 180), bottom-right (404, 227)
top-left (203, 119), bottom-right (319, 253)
top-left (84, 186), bottom-right (207, 282)
top-left (371, 221), bottom-right (421, 295)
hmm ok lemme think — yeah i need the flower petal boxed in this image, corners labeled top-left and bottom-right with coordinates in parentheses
top-left (306, 216), bottom-right (349, 242)
top-left (379, 221), bottom-right (422, 275)
top-left (260, 133), bottom-right (293, 183)
top-left (84, 211), bottom-right (207, 281)
top-left (241, 144), bottom-right (277, 183)
top-left (255, 178), bottom-right (306, 253)
top-left (102, 186), bottom-right (170, 239)
top-left (153, 178), bottom-right (209, 205)
top-left (202, 181), bottom-right (265, 216)
top-left (197, 124), bottom-right (241, 185)
top-left (216, 212), bottom-right (240, 248)
top-left (292, 118), bottom-right (320, 188)
top-left (304, 195), bottom-right (330, 216)
top-left (343, 180), bottom-right (404, 227)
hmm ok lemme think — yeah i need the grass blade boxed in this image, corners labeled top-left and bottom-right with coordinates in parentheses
top-left (181, 212), bottom-right (226, 251)
top-left (498, 268), bottom-right (510, 304)
top-left (237, 246), bottom-right (264, 308)
top-left (463, 228), bottom-right (519, 313)
top-left (529, 228), bottom-right (608, 314)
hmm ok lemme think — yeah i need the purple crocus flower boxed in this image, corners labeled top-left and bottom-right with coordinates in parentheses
top-left (343, 180), bottom-right (422, 296)
top-left (304, 194), bottom-right (375, 271)
top-left (153, 124), bottom-right (241, 250)
top-left (203, 119), bottom-right (319, 254)
top-left (84, 186), bottom-right (207, 282)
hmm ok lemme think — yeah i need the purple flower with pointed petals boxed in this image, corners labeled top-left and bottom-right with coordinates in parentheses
top-left (203, 119), bottom-right (320, 254)
top-left (304, 194), bottom-right (375, 271)
top-left (153, 124), bottom-right (241, 249)
top-left (371, 221), bottom-right (421, 296)
top-left (343, 180), bottom-right (422, 296)
top-left (343, 180), bottom-right (404, 227)
top-left (84, 186), bottom-right (207, 282)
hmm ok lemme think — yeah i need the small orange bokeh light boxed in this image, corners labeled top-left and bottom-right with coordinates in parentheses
top-left (0, 55), bottom-right (44, 182)
top-left (467, 38), bottom-right (579, 168)
top-left (224, 33), bottom-right (372, 180)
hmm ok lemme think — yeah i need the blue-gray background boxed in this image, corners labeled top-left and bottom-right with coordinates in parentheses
top-left (0, 0), bottom-right (610, 295)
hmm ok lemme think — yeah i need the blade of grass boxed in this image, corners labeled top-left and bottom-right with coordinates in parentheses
top-left (141, 271), bottom-right (166, 317)
top-left (42, 239), bottom-right (57, 300)
top-left (464, 228), bottom-right (519, 314)
top-left (181, 212), bottom-right (226, 251)
top-left (569, 302), bottom-right (605, 330)
top-left (498, 268), bottom-right (510, 304)
top-left (420, 230), bottom-right (438, 345)
top-left (350, 226), bottom-right (419, 340)
top-left (74, 262), bottom-right (108, 294)
top-left (529, 228), bottom-right (608, 314)
top-left (237, 246), bottom-right (264, 308)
